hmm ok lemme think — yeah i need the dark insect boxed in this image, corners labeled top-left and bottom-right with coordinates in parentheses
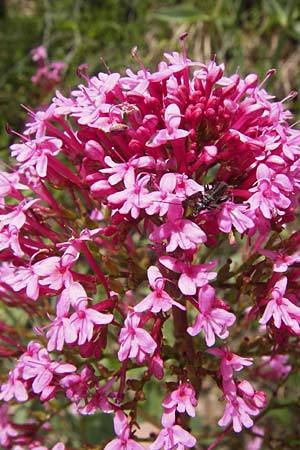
top-left (186, 181), bottom-right (229, 216)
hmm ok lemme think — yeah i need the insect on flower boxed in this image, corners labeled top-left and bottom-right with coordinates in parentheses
top-left (148, 180), bottom-right (229, 220)
top-left (185, 181), bottom-right (229, 217)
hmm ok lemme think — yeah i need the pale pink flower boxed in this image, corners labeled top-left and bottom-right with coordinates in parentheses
top-left (108, 173), bottom-right (151, 219)
top-left (0, 170), bottom-right (27, 200)
top-left (187, 285), bottom-right (236, 346)
top-left (0, 226), bottom-right (23, 256)
top-left (78, 377), bottom-right (115, 415)
top-left (70, 299), bottom-right (113, 346)
top-left (55, 282), bottom-right (113, 347)
top-left (144, 173), bottom-right (183, 217)
top-left (46, 316), bottom-right (77, 352)
top-left (218, 394), bottom-right (257, 433)
top-left (247, 163), bottom-right (293, 219)
top-left (31, 45), bottom-right (48, 61)
top-left (118, 312), bottom-right (157, 363)
top-left (102, 155), bottom-right (155, 186)
top-left (103, 411), bottom-right (146, 450)
top-left (217, 201), bottom-right (255, 233)
top-left (147, 103), bottom-right (189, 147)
top-left (0, 366), bottom-right (28, 402)
top-left (149, 423), bottom-right (196, 450)
top-left (259, 276), bottom-right (300, 334)
top-left (59, 365), bottom-right (98, 403)
top-left (246, 426), bottom-right (264, 450)
top-left (238, 380), bottom-right (267, 411)
top-left (3, 265), bottom-right (40, 300)
top-left (34, 252), bottom-right (76, 291)
top-left (0, 198), bottom-right (38, 231)
top-left (159, 256), bottom-right (217, 295)
top-left (0, 405), bottom-right (18, 448)
top-left (162, 381), bottom-right (198, 417)
top-left (134, 266), bottom-right (185, 313)
top-left (56, 227), bottom-right (103, 256)
top-left (30, 443), bottom-right (65, 450)
top-left (21, 345), bottom-right (76, 400)
top-left (260, 248), bottom-right (300, 272)
top-left (150, 203), bottom-right (206, 252)
top-left (10, 137), bottom-right (62, 177)
top-left (208, 347), bottom-right (253, 380)
top-left (24, 103), bottom-right (57, 138)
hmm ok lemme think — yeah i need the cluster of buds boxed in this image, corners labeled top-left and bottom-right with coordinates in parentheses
top-left (1, 35), bottom-right (300, 449)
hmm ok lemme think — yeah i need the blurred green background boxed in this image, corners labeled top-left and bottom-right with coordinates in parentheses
top-left (1, 0), bottom-right (300, 151)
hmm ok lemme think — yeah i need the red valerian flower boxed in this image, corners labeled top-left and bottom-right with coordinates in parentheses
top-left (103, 411), bottom-right (146, 450)
top-left (118, 312), bottom-right (157, 363)
top-left (134, 266), bottom-right (185, 313)
top-left (187, 285), bottom-right (236, 346)
top-left (259, 276), bottom-right (300, 334)
top-left (1, 39), bottom-right (300, 448)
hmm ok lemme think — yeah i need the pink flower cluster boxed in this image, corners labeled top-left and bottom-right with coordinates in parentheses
top-left (1, 37), bottom-right (300, 448)
top-left (30, 46), bottom-right (64, 92)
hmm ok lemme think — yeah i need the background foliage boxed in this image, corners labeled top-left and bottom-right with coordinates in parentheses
top-left (1, 0), bottom-right (300, 448)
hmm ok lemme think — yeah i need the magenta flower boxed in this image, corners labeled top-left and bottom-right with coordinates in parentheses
top-left (0, 366), bottom-right (28, 403)
top-left (70, 297), bottom-right (113, 346)
top-left (103, 411), bottom-right (146, 450)
top-left (218, 393), bottom-right (257, 433)
top-left (118, 312), bottom-right (157, 363)
top-left (149, 423), bottom-right (196, 450)
top-left (162, 381), bottom-right (198, 417)
top-left (260, 248), bottom-right (300, 272)
top-left (259, 355), bottom-right (291, 380)
top-left (187, 285), bottom-right (236, 346)
top-left (101, 155), bottom-right (155, 186)
top-left (108, 173), bottom-right (151, 219)
top-left (247, 163), bottom-right (293, 219)
top-left (0, 405), bottom-right (18, 448)
top-left (10, 137), bottom-right (62, 177)
top-left (208, 347), bottom-right (253, 380)
top-left (259, 276), bottom-right (300, 334)
top-left (147, 104), bottom-right (189, 147)
top-left (150, 203), bottom-right (206, 252)
top-left (217, 201), bottom-right (255, 234)
top-left (34, 252), bottom-right (76, 291)
top-left (159, 256), bottom-right (217, 295)
top-left (134, 266), bottom-right (185, 313)
top-left (21, 343), bottom-right (76, 400)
